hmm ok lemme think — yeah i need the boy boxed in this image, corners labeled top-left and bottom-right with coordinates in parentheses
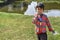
top-left (32, 3), bottom-right (55, 40)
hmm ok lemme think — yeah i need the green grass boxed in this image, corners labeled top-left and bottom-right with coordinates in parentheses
top-left (0, 12), bottom-right (60, 40)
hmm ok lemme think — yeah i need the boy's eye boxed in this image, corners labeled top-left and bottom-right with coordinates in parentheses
top-left (37, 9), bottom-right (39, 10)
top-left (37, 8), bottom-right (42, 10)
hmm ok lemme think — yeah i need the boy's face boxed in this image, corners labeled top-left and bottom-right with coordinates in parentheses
top-left (36, 7), bottom-right (43, 14)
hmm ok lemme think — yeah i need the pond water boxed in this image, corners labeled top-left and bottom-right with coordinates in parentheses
top-left (24, 1), bottom-right (60, 17)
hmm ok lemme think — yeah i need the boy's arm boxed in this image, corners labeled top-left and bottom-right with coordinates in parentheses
top-left (32, 17), bottom-right (38, 24)
top-left (32, 14), bottom-right (38, 24)
top-left (46, 17), bottom-right (55, 33)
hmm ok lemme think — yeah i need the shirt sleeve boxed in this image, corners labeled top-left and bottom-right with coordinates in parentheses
top-left (46, 16), bottom-right (54, 31)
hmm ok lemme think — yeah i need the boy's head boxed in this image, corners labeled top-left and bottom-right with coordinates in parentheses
top-left (36, 3), bottom-right (44, 14)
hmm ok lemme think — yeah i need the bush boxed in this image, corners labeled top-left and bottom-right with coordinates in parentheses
top-left (0, 1), bottom-right (60, 13)
top-left (43, 1), bottom-right (60, 10)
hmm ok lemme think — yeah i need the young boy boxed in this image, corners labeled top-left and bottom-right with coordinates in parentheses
top-left (32, 3), bottom-right (55, 40)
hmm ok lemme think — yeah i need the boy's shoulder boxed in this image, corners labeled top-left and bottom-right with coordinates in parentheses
top-left (43, 14), bottom-right (47, 18)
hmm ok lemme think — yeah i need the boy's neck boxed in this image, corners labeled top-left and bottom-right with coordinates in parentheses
top-left (38, 13), bottom-right (43, 17)
top-left (37, 13), bottom-right (43, 15)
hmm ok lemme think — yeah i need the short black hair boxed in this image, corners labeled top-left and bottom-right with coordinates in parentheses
top-left (36, 2), bottom-right (44, 10)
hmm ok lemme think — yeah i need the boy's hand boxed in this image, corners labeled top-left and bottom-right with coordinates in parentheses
top-left (52, 30), bottom-right (55, 34)
top-left (52, 31), bottom-right (59, 35)
top-left (33, 17), bottom-right (38, 23)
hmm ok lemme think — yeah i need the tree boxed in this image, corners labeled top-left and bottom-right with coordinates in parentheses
top-left (0, 0), bottom-right (16, 8)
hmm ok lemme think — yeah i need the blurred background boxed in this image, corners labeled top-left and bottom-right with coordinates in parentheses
top-left (0, 0), bottom-right (60, 14)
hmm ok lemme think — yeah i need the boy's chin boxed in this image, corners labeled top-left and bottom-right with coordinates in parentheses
top-left (38, 12), bottom-right (43, 14)
top-left (38, 13), bottom-right (43, 15)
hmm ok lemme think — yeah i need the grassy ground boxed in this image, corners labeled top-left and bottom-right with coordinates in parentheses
top-left (0, 12), bottom-right (60, 40)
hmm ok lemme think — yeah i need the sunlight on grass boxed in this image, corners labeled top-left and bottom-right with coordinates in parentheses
top-left (0, 12), bottom-right (60, 40)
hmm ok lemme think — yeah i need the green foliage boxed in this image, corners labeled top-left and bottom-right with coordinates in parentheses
top-left (0, 1), bottom-right (60, 13)
top-left (43, 1), bottom-right (60, 10)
